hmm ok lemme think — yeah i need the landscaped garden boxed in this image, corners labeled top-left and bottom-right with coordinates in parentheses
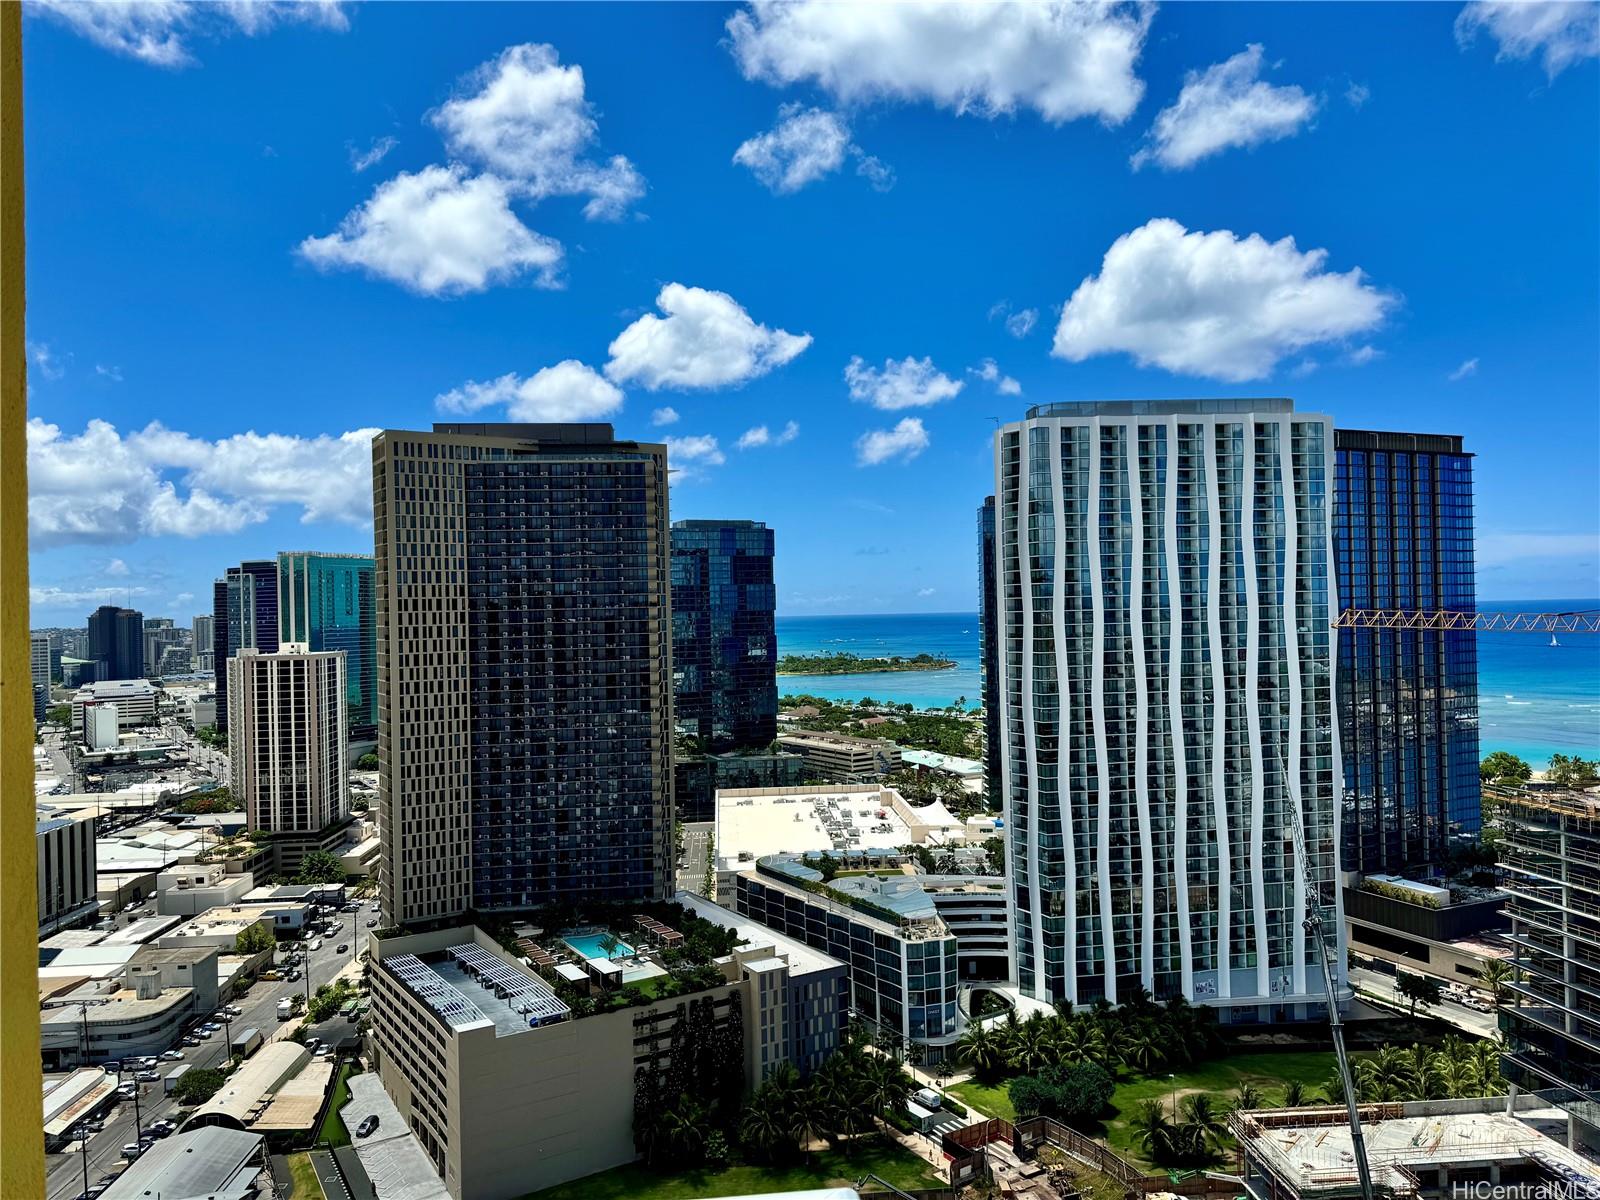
top-left (517, 1134), bottom-right (944, 1200)
top-left (317, 1061), bottom-right (359, 1148)
top-left (948, 995), bottom-right (1507, 1170)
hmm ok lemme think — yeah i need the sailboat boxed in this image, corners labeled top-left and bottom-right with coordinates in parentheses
top-left (1551, 633), bottom-right (1561, 648)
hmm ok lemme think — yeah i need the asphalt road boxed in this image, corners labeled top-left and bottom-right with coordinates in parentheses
top-left (44, 911), bottom-right (373, 1200)
top-left (1349, 965), bottom-right (1500, 1038)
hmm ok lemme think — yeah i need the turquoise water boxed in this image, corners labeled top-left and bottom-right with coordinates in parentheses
top-left (563, 933), bottom-right (634, 961)
top-left (777, 602), bottom-right (1600, 767)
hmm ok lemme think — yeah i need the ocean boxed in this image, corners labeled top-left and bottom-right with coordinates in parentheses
top-left (776, 600), bottom-right (1600, 767)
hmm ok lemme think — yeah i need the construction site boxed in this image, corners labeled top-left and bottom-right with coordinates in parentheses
top-left (1231, 1098), bottom-right (1600, 1200)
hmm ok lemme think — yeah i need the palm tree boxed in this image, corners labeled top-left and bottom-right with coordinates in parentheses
top-left (1403, 1043), bottom-right (1442, 1100)
top-left (958, 1022), bottom-right (1007, 1082)
top-left (1181, 1093), bottom-right (1228, 1152)
top-left (740, 1094), bottom-right (792, 1163)
top-left (1469, 1038), bottom-right (1508, 1096)
top-left (1009, 1014), bottom-right (1056, 1074)
top-left (1227, 1082), bottom-right (1266, 1114)
top-left (1363, 1046), bottom-right (1414, 1102)
top-left (1322, 1066), bottom-right (1349, 1106)
top-left (1131, 1098), bottom-right (1175, 1162)
top-left (1479, 959), bottom-right (1512, 1006)
top-left (1058, 1018), bottom-right (1097, 1064)
top-left (863, 1055), bottom-right (913, 1121)
top-left (1124, 1026), bottom-right (1166, 1074)
top-left (1282, 1079), bottom-right (1309, 1108)
top-left (791, 1096), bottom-right (830, 1159)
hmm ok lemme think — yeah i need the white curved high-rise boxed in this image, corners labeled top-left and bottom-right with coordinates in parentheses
top-left (994, 400), bottom-right (1346, 1022)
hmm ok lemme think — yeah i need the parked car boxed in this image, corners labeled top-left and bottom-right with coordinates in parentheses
top-left (356, 1115), bottom-right (379, 1138)
top-left (315, 1045), bottom-right (334, 1058)
top-left (101, 1061), bottom-right (121, 1075)
top-left (913, 1087), bottom-right (943, 1111)
top-left (182, 1035), bottom-right (201, 1047)
top-left (135, 1071), bottom-right (159, 1083)
top-left (120, 1144), bottom-right (142, 1160)
top-left (366, 918), bottom-right (378, 928)
top-left (159, 1050), bottom-right (183, 1062)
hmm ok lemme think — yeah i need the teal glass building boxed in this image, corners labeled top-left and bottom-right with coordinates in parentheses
top-left (278, 551), bottom-right (377, 742)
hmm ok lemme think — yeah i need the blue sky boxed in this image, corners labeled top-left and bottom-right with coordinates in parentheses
top-left (21, 0), bottom-right (1600, 626)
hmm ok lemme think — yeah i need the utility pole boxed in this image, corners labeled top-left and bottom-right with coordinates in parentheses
top-left (78, 1129), bottom-right (90, 1200)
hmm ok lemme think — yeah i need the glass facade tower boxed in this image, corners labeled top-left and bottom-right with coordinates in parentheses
top-left (993, 400), bottom-right (1344, 1022)
top-left (1333, 430), bottom-right (1479, 874)
top-left (979, 496), bottom-right (1001, 800)
top-left (86, 605), bottom-right (144, 681)
top-left (373, 423), bottom-right (674, 927)
top-left (211, 560), bottom-right (279, 730)
top-left (670, 519), bottom-right (778, 753)
top-left (278, 551), bottom-right (377, 742)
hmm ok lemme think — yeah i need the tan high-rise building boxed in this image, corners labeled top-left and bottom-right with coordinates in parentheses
top-left (227, 643), bottom-right (347, 834)
top-left (372, 423), bottom-right (674, 928)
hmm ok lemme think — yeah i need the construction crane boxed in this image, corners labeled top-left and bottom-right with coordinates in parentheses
top-left (1281, 763), bottom-right (1375, 1200)
top-left (1334, 608), bottom-right (1600, 633)
top-left (1264, 605), bottom-right (1593, 1200)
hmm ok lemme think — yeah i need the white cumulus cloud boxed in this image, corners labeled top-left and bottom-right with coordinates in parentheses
top-left (1052, 218), bottom-right (1396, 382)
top-left (734, 106), bottom-right (853, 193)
top-left (435, 360), bottom-right (623, 422)
top-left (651, 406), bottom-right (680, 426)
top-left (106, 558), bottom-right (130, 577)
top-left (738, 420), bottom-right (800, 450)
top-left (605, 284), bottom-right (812, 391)
top-left (27, 418), bottom-right (377, 549)
top-left (970, 358), bottom-right (1022, 396)
top-left (845, 356), bottom-right (964, 410)
top-left (1132, 44), bottom-right (1319, 171)
top-left (298, 165), bottom-right (563, 296)
top-left (856, 417), bottom-right (930, 466)
top-left (428, 42), bottom-right (644, 219)
top-left (1456, 1), bottom-right (1599, 77)
top-left (31, 0), bottom-right (348, 68)
top-left (726, 0), bottom-right (1152, 125)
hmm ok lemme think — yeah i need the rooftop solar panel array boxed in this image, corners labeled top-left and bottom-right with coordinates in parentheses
top-left (385, 953), bottom-right (489, 1030)
top-left (447, 944), bottom-right (570, 1027)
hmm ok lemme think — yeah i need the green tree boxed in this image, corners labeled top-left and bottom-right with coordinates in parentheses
top-left (1179, 1093), bottom-right (1227, 1153)
top-left (1227, 1082), bottom-right (1266, 1114)
top-left (295, 850), bottom-right (347, 885)
top-left (1131, 1098), bottom-right (1175, 1161)
top-left (1396, 971), bottom-right (1443, 1018)
top-left (47, 703), bottom-right (71, 726)
top-left (1480, 751), bottom-right (1532, 784)
top-left (356, 752), bottom-right (379, 770)
top-left (170, 1067), bottom-right (226, 1106)
top-left (1281, 1079), bottom-right (1309, 1107)
top-left (1478, 959), bottom-right (1512, 1005)
top-left (1546, 754), bottom-right (1600, 788)
top-left (235, 924), bottom-right (275, 955)
top-left (957, 1022), bottom-right (1007, 1082)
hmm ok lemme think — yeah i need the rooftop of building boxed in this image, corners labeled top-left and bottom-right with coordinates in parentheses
top-left (776, 729), bottom-right (898, 749)
top-left (1024, 398), bottom-right (1294, 420)
top-left (1333, 428), bottom-right (1469, 455)
top-left (674, 890), bottom-right (845, 978)
top-left (1233, 1099), bottom-right (1600, 1199)
top-left (430, 420), bottom-right (621, 444)
top-left (899, 747), bottom-right (985, 775)
top-left (384, 942), bottom-right (570, 1036)
top-left (752, 855), bottom-right (951, 939)
top-left (716, 784), bottom-right (914, 863)
top-left (188, 1041), bottom-right (311, 1129)
top-left (73, 678), bottom-right (158, 699)
top-left (673, 518), bottom-right (769, 530)
top-left (101, 1125), bottom-right (264, 1200)
top-left (41, 983), bottom-right (192, 1025)
top-left (340, 1073), bottom-right (451, 1200)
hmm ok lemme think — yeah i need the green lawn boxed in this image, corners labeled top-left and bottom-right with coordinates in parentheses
top-left (950, 1050), bottom-right (1346, 1168)
top-left (516, 1135), bottom-right (945, 1199)
top-left (317, 1062), bottom-right (358, 1149)
top-left (285, 1151), bottom-right (324, 1199)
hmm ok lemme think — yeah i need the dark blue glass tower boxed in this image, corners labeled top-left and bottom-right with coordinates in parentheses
top-left (978, 496), bottom-right (1000, 801)
top-left (1333, 429), bottom-right (1480, 875)
top-left (278, 552), bottom-right (377, 743)
top-left (670, 520), bottom-right (778, 753)
top-left (86, 605), bottom-right (144, 681)
top-left (211, 560), bottom-right (279, 730)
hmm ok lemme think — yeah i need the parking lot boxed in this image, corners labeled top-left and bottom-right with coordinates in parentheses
top-left (44, 900), bottom-right (376, 1200)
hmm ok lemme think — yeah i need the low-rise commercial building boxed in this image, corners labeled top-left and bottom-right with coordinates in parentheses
top-left (71, 678), bottom-right (158, 736)
top-left (37, 809), bottom-right (97, 936)
top-left (775, 730), bottom-right (902, 781)
top-left (186, 1041), bottom-right (312, 1130)
top-left (368, 917), bottom-right (838, 1200)
top-left (102, 1125), bottom-right (266, 1200)
top-left (158, 907), bottom-right (277, 951)
top-left (43, 1067), bottom-right (119, 1151)
top-left (39, 945), bottom-right (219, 1068)
top-left (733, 855), bottom-right (963, 1056)
top-left (156, 864), bottom-right (256, 916)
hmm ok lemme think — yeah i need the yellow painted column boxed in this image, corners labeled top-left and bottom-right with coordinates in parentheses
top-left (0, 4), bottom-right (44, 1196)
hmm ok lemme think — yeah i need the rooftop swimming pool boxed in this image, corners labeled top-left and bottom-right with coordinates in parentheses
top-left (563, 933), bottom-right (635, 961)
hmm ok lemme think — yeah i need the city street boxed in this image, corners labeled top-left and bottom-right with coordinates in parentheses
top-left (1349, 966), bottom-right (1500, 1039)
top-left (44, 910), bottom-right (372, 1200)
